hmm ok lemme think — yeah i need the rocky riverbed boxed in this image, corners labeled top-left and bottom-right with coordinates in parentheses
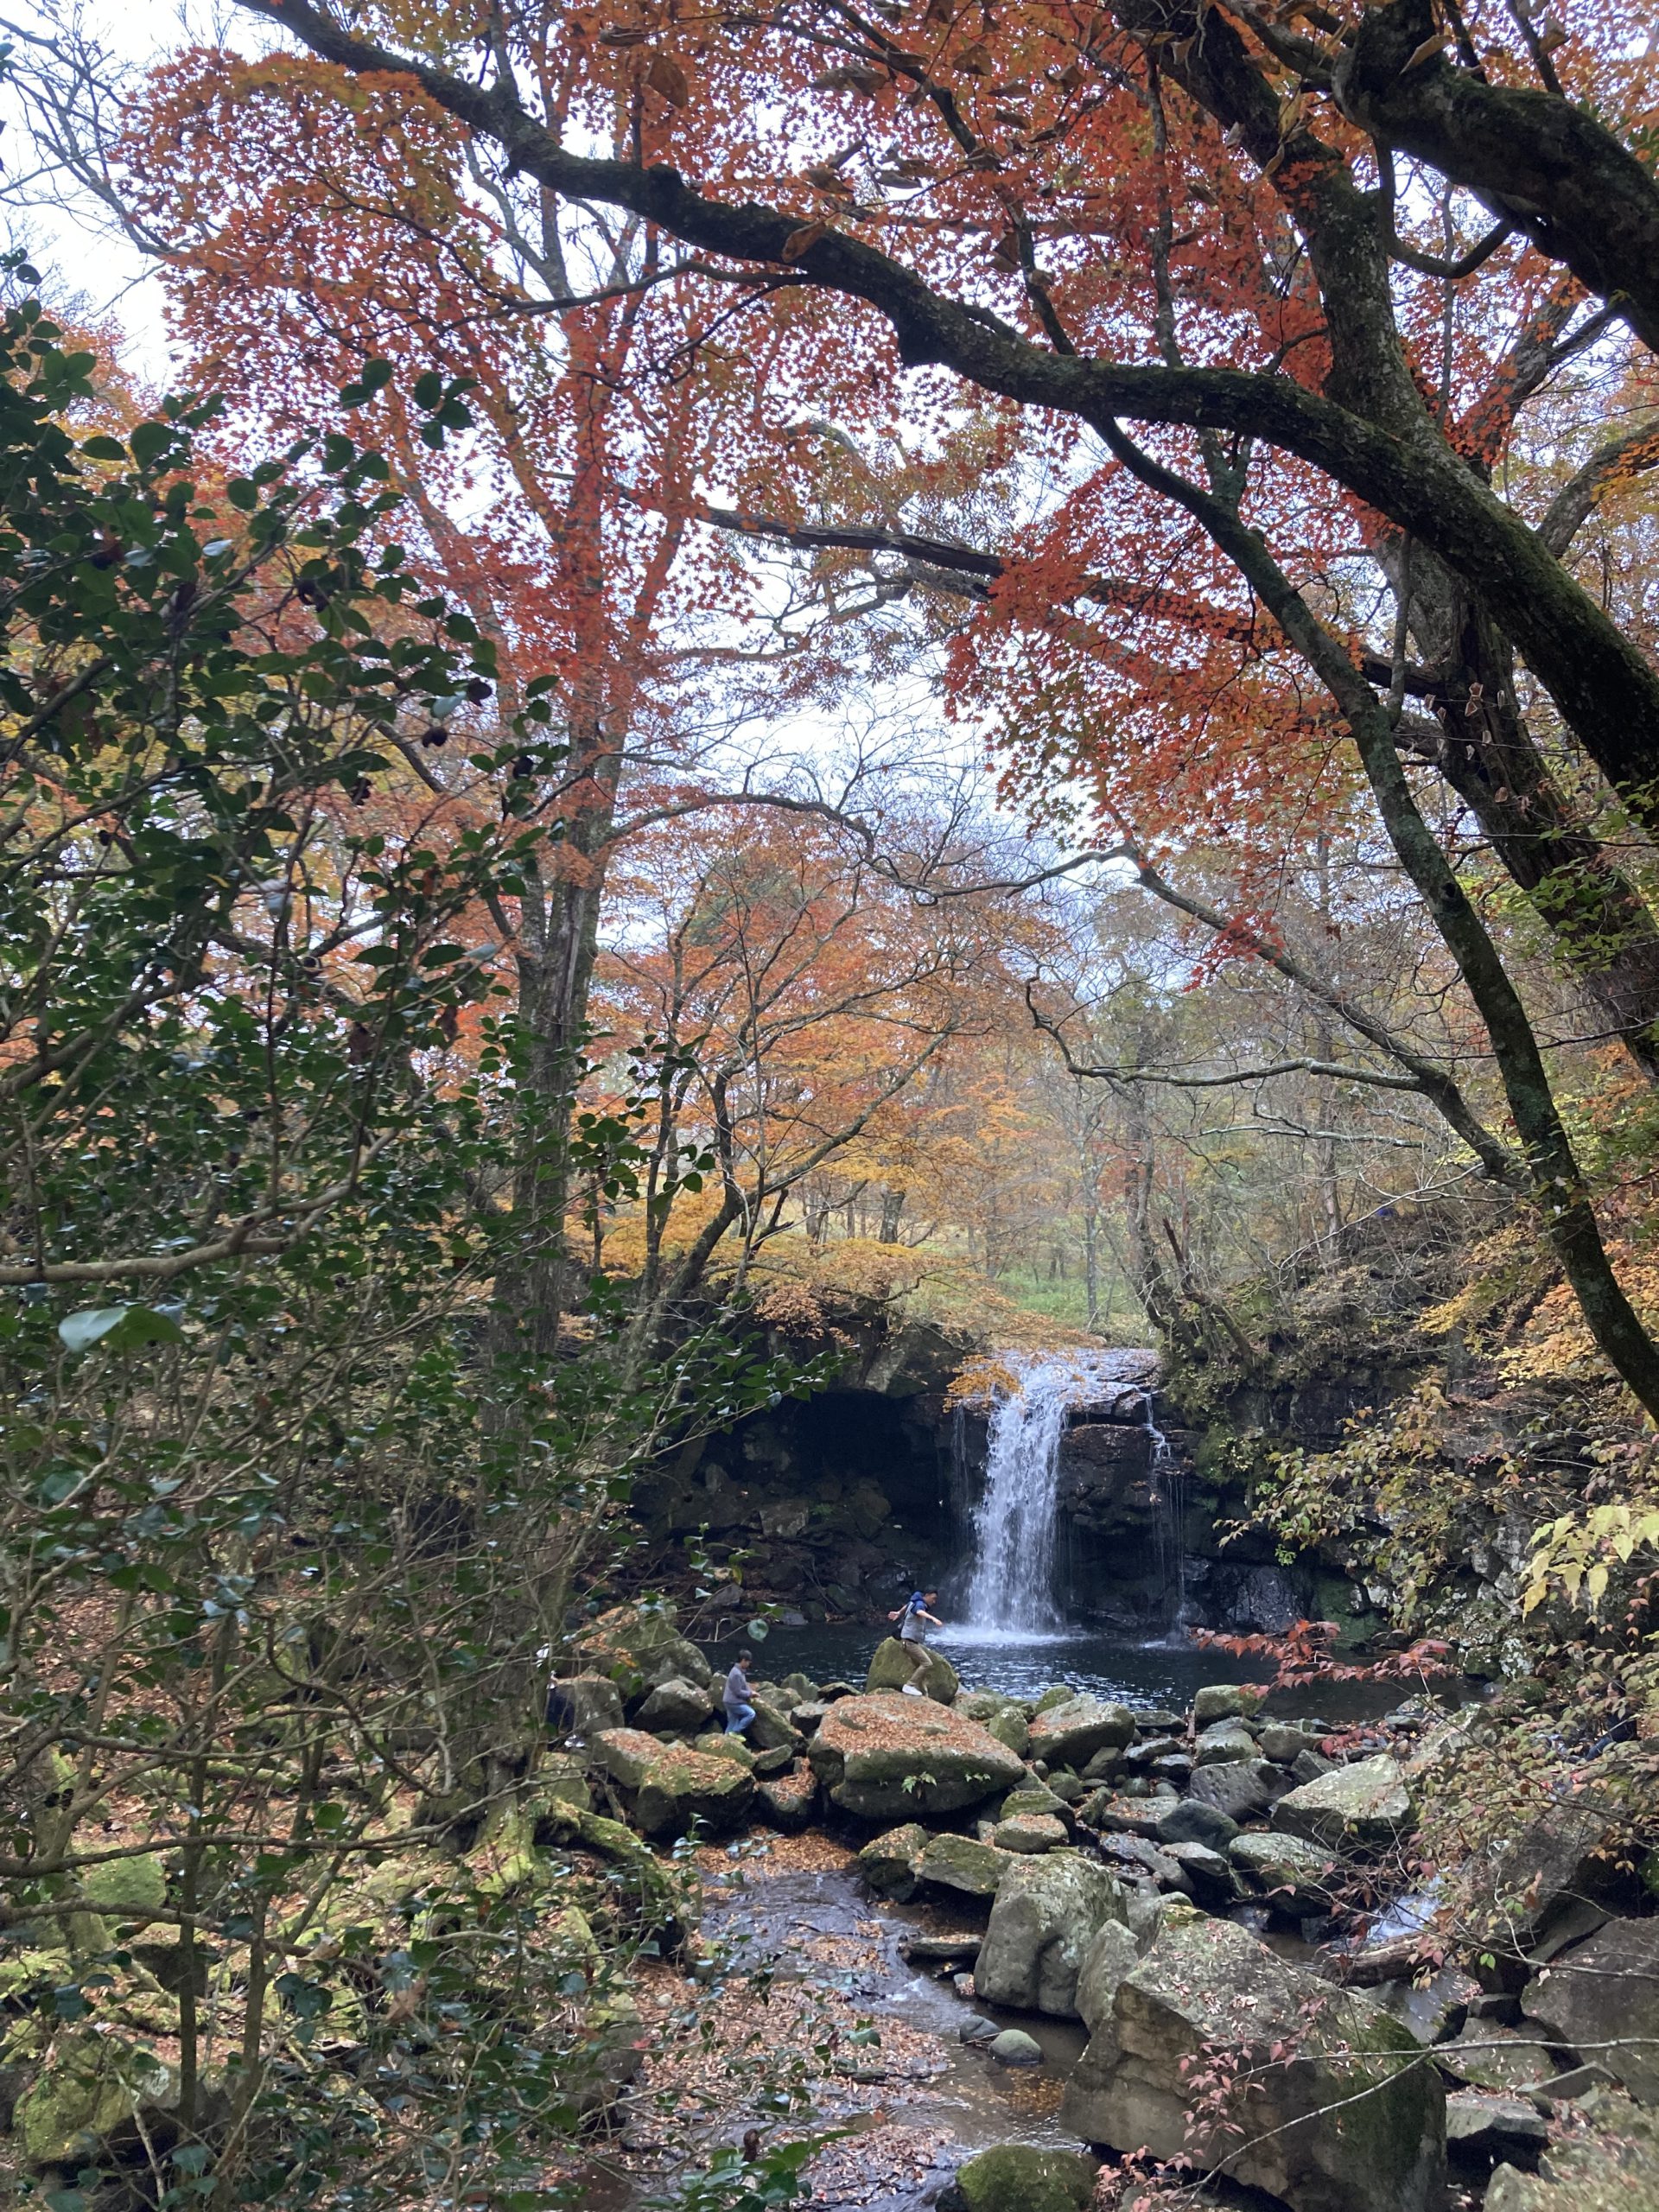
top-left (551, 1602), bottom-right (1659, 2212)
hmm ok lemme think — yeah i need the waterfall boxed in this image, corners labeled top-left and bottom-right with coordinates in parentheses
top-left (1146, 1394), bottom-right (1190, 1634)
top-left (961, 1350), bottom-right (1150, 1637)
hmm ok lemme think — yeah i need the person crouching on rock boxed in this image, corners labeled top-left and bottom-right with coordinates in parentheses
top-left (723, 1650), bottom-right (757, 1735)
top-left (889, 1591), bottom-right (943, 1695)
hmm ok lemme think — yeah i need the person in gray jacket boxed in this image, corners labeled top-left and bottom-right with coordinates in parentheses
top-left (723, 1649), bottom-right (756, 1734)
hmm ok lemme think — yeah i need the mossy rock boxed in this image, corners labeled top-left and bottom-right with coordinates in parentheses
top-left (865, 1637), bottom-right (959, 1703)
top-left (81, 1853), bottom-right (168, 1921)
top-left (856, 1822), bottom-right (929, 1900)
top-left (633, 1747), bottom-right (755, 1839)
top-left (944, 2145), bottom-right (1100, 2212)
top-left (14, 2028), bottom-right (191, 2168)
top-left (808, 1694), bottom-right (1025, 1820)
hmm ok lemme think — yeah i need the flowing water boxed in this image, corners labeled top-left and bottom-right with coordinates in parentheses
top-left (960, 1348), bottom-right (1164, 1637)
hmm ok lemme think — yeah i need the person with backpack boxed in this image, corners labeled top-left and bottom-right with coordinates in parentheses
top-left (887, 1591), bottom-right (944, 1695)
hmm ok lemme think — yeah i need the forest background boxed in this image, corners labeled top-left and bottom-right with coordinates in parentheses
top-left (1, 0), bottom-right (1658, 2202)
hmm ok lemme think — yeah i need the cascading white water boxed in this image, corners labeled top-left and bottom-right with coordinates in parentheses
top-left (961, 1349), bottom-right (1157, 1637)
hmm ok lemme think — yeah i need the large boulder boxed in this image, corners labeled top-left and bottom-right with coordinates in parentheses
top-left (635, 1675), bottom-right (715, 1732)
top-left (1473, 1796), bottom-right (1643, 1948)
top-left (976, 1852), bottom-right (1129, 2017)
top-left (592, 1727), bottom-right (669, 1790)
top-left (1192, 1684), bottom-right (1264, 1727)
top-left (14, 2029), bottom-right (208, 2168)
top-left (960, 1691), bottom-right (1033, 1758)
top-left (577, 1602), bottom-right (713, 1694)
top-left (1230, 1831), bottom-right (1340, 1916)
top-left (942, 2145), bottom-right (1099, 2212)
top-left (1522, 1917), bottom-right (1659, 2104)
top-left (808, 1694), bottom-right (1025, 1820)
top-left (1076, 1919), bottom-right (1146, 2035)
top-left (1272, 1755), bottom-right (1414, 1852)
top-left (746, 1695), bottom-right (804, 1753)
top-left (1187, 1758), bottom-right (1279, 1824)
top-left (632, 1745), bottom-right (755, 1839)
top-left (919, 1832), bottom-right (1016, 1897)
top-left (866, 1636), bottom-right (959, 1703)
top-left (550, 1672), bottom-right (626, 1737)
top-left (1064, 1909), bottom-right (1446, 2212)
top-left (857, 1822), bottom-right (930, 1899)
top-left (1027, 1694), bottom-right (1135, 1770)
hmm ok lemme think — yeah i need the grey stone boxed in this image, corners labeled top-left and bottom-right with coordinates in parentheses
top-left (1475, 1798), bottom-right (1641, 1949)
top-left (1187, 1757), bottom-right (1278, 1824)
top-left (1523, 1917), bottom-right (1659, 2104)
top-left (959, 2012), bottom-right (999, 2044)
top-left (918, 1832), bottom-right (1017, 1897)
top-left (976, 1852), bottom-right (1129, 2018)
top-left (1446, 2093), bottom-right (1549, 2167)
top-left (1261, 1723), bottom-right (1329, 1765)
top-left (632, 1745), bottom-right (755, 1838)
top-left (1077, 1919), bottom-right (1146, 2035)
top-left (635, 1675), bottom-right (715, 1732)
top-left (1271, 1754), bottom-right (1414, 1851)
top-left (1192, 1685), bottom-right (1264, 1727)
top-left (989, 2028), bottom-right (1045, 2067)
top-left (1000, 1783), bottom-right (1071, 1825)
top-left (1294, 1748), bottom-right (1337, 1785)
top-left (856, 1822), bottom-right (929, 1900)
top-left (1166, 1840), bottom-right (1240, 1903)
top-left (1194, 1721), bottom-right (1259, 1765)
top-left (746, 1695), bottom-right (804, 1754)
top-left (994, 1814), bottom-right (1069, 1855)
top-left (1080, 1745), bottom-right (1123, 1784)
top-left (555, 1673), bottom-right (626, 1737)
top-left (1228, 1830), bottom-right (1340, 1916)
top-left (1077, 1790), bottom-right (1163, 1838)
top-left (1028, 1694), bottom-right (1136, 1770)
top-left (1064, 1906), bottom-right (1446, 2212)
top-left (1435, 2023), bottom-right (1557, 2094)
top-left (1154, 1799), bottom-right (1239, 1851)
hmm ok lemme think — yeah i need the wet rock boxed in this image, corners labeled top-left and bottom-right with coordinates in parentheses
top-left (808, 1694), bottom-right (1027, 1820)
top-left (1192, 1685), bottom-right (1263, 1727)
top-left (1271, 1754), bottom-right (1414, 1852)
top-left (1149, 1753), bottom-right (1194, 1789)
top-left (1228, 1830), bottom-right (1339, 1916)
top-left (918, 1832), bottom-right (1016, 1897)
top-left (943, 2144), bottom-right (1099, 2212)
top-left (1064, 1908), bottom-right (1446, 2212)
top-left (1121, 1735), bottom-right (1183, 1772)
top-left (756, 1769), bottom-right (818, 1831)
top-left (551, 1672), bottom-right (626, 1738)
top-left (994, 1814), bottom-right (1069, 1854)
top-left (976, 1852), bottom-right (1129, 2017)
top-left (635, 1676), bottom-right (715, 1732)
top-left (1523, 1917), bottom-right (1659, 2103)
top-left (1154, 1799), bottom-right (1239, 1851)
top-left (865, 1636), bottom-right (959, 1704)
top-left (1135, 1709), bottom-right (1184, 1733)
top-left (634, 1745), bottom-right (755, 1839)
top-left (1194, 1720), bottom-right (1258, 1765)
top-left (1446, 2093), bottom-right (1549, 2170)
top-left (856, 1823), bottom-right (930, 1900)
top-left (1187, 1757), bottom-right (1278, 1824)
top-left (989, 2028), bottom-right (1045, 2066)
top-left (959, 2012), bottom-right (1000, 2043)
top-left (1027, 1695), bottom-right (1135, 1770)
top-left (1077, 1919), bottom-right (1146, 2034)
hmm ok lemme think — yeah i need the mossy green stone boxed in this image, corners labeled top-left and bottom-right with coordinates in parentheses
top-left (952, 2145), bottom-right (1099, 2212)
